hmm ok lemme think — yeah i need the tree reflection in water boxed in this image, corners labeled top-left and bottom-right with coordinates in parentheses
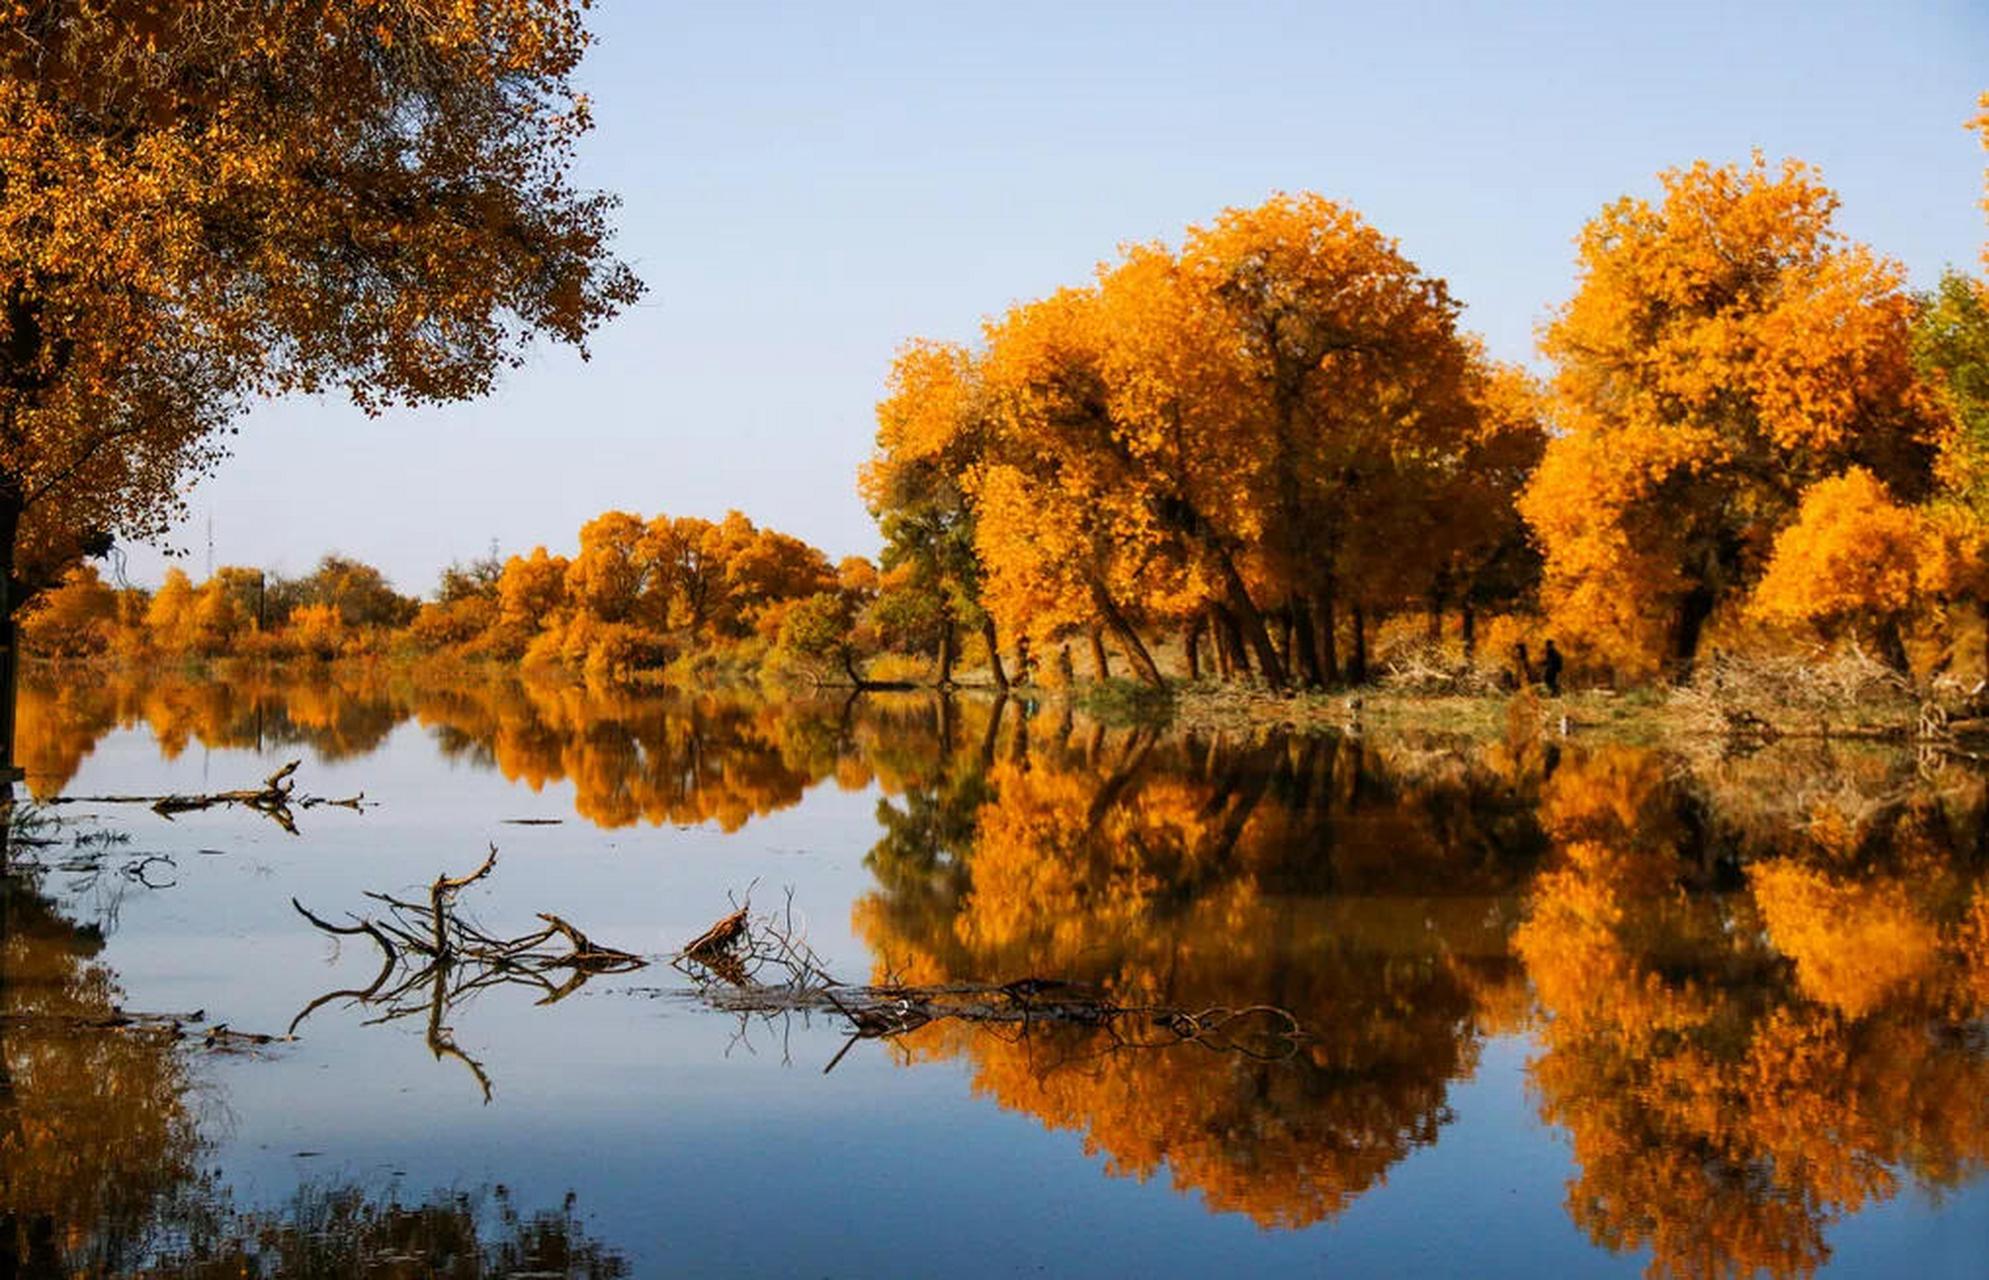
top-left (855, 706), bottom-right (1545, 1229)
top-left (0, 839), bottom-right (626, 1277)
top-left (0, 857), bottom-right (202, 1275)
top-left (13, 665), bottom-right (1989, 1275)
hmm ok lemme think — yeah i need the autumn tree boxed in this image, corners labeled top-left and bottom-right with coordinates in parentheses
top-left (406, 552), bottom-right (504, 652)
top-left (1522, 156), bottom-right (1947, 675)
top-left (772, 556), bottom-right (889, 688)
top-left (18, 564), bottom-right (117, 657)
top-left (272, 555), bottom-right (419, 631)
top-left (865, 341), bottom-right (1005, 688)
top-left (1747, 469), bottom-right (1954, 670)
top-left (0, 1), bottom-right (640, 758)
top-left (872, 195), bottom-right (1530, 691)
top-left (1167, 195), bottom-right (1491, 683)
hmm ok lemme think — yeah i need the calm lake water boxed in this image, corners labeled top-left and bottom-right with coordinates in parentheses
top-left (5, 668), bottom-right (1989, 1277)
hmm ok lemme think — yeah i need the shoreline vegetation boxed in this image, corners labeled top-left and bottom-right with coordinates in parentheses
top-left (27, 639), bottom-right (1987, 756)
top-left (19, 103), bottom-right (1989, 753)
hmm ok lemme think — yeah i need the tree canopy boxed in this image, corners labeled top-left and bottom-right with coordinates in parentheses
top-left (0, 0), bottom-right (640, 600)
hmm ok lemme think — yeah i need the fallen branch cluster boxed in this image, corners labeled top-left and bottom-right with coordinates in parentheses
top-left (1377, 641), bottom-right (1505, 697)
top-left (673, 895), bottom-right (1309, 1073)
top-left (46, 760), bottom-right (364, 834)
top-left (290, 845), bottom-right (646, 1100)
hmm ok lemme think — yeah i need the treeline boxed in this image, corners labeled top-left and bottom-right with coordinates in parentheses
top-left (25, 555), bottom-right (418, 661)
top-left (28, 107), bottom-right (1989, 695)
top-left (866, 110), bottom-right (1989, 687)
top-left (22, 510), bottom-right (879, 686)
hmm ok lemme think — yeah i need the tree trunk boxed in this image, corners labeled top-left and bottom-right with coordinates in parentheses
top-left (1211, 607), bottom-right (1234, 678)
top-left (1056, 644), bottom-right (1075, 687)
top-left (1280, 607), bottom-right (1298, 674)
top-left (980, 691), bottom-right (1006, 766)
top-left (1426, 598), bottom-right (1442, 645)
top-left (1349, 605), bottom-right (1370, 684)
top-left (1875, 615), bottom-right (1911, 676)
top-left (982, 617), bottom-right (1009, 692)
top-left (1088, 627), bottom-right (1111, 681)
top-left (0, 493), bottom-right (20, 784)
top-left (1091, 584), bottom-right (1167, 689)
top-left (1183, 615), bottom-right (1204, 681)
top-left (1461, 602), bottom-right (1477, 665)
top-left (1015, 634), bottom-right (1032, 687)
top-left (1212, 554), bottom-right (1286, 688)
top-left (1315, 584), bottom-right (1341, 685)
top-left (935, 619), bottom-right (956, 688)
top-left (1291, 597), bottom-right (1323, 687)
top-left (1671, 584), bottom-right (1716, 680)
top-left (1217, 604), bottom-right (1251, 678)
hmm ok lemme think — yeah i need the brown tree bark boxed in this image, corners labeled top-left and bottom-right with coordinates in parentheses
top-left (1875, 615), bottom-right (1911, 676)
top-left (1670, 584), bottom-right (1716, 680)
top-left (1088, 627), bottom-right (1111, 681)
top-left (1090, 584), bottom-right (1167, 689)
top-left (0, 491), bottom-right (20, 782)
top-left (1291, 597), bottom-right (1323, 687)
top-left (1212, 553), bottom-right (1285, 687)
top-left (1314, 587), bottom-right (1340, 685)
top-left (1183, 615), bottom-right (1204, 681)
top-left (982, 617), bottom-right (1009, 692)
top-left (935, 619), bottom-right (956, 688)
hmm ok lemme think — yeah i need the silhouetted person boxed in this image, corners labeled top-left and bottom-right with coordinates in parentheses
top-left (1541, 639), bottom-right (1564, 697)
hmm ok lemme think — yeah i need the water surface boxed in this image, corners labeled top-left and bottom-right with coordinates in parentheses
top-left (5, 668), bottom-right (1988, 1277)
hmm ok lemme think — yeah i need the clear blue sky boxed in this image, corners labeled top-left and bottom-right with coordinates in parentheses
top-left (123, 0), bottom-right (1989, 594)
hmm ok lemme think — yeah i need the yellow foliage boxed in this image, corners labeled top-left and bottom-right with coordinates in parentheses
top-left (19, 564), bottom-right (117, 657)
top-left (1748, 469), bottom-right (1945, 628)
top-left (1524, 154), bottom-right (1948, 672)
top-left (285, 602), bottom-right (346, 659)
top-left (1749, 860), bottom-right (1940, 1017)
top-left (0, 0), bottom-right (639, 609)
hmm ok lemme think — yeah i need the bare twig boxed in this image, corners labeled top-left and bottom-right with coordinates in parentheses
top-left (289, 848), bottom-right (648, 1100)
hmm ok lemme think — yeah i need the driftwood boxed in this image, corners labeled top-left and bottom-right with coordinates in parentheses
top-left (45, 760), bottom-right (363, 835)
top-left (290, 845), bottom-right (646, 1101)
top-left (0, 1007), bottom-right (293, 1055)
top-left (671, 895), bottom-right (1308, 1074)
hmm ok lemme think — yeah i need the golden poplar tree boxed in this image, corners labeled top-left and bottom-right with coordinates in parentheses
top-left (0, 2), bottom-right (640, 696)
top-left (1522, 155), bottom-right (1946, 674)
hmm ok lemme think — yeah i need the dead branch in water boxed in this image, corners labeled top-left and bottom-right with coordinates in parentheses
top-left (670, 895), bottom-right (1309, 1074)
top-left (289, 845), bottom-right (647, 1101)
top-left (44, 759), bottom-right (365, 835)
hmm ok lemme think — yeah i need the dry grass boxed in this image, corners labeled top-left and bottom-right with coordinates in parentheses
top-left (1666, 649), bottom-right (1920, 740)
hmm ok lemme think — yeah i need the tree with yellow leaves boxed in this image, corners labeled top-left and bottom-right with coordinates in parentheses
top-left (878, 193), bottom-right (1524, 690)
top-left (1522, 155), bottom-right (1948, 676)
top-left (1747, 469), bottom-right (1952, 670)
top-left (0, 1), bottom-right (640, 759)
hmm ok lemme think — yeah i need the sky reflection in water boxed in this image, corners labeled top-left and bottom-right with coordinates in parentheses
top-left (4, 668), bottom-right (1989, 1277)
